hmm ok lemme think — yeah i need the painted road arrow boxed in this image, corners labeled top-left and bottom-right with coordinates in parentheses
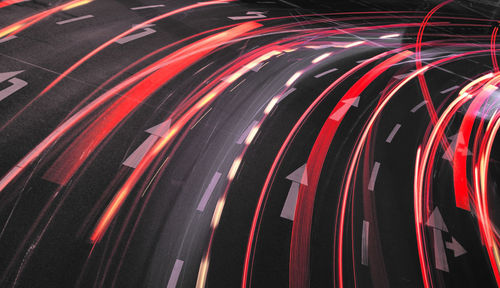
top-left (0, 70), bottom-right (27, 102)
top-left (123, 119), bottom-right (171, 168)
top-left (280, 163), bottom-right (308, 221)
top-left (329, 96), bottom-right (360, 121)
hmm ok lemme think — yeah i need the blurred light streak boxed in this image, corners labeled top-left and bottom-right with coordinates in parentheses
top-left (415, 73), bottom-right (500, 288)
top-left (264, 96), bottom-right (280, 114)
top-left (379, 33), bottom-right (400, 39)
top-left (0, 0), bottom-right (26, 8)
top-left (0, 0), bottom-right (93, 39)
top-left (491, 26), bottom-right (499, 72)
top-left (242, 47), bottom-right (412, 288)
top-left (35, 0), bottom-right (233, 98)
top-left (227, 157), bottom-right (242, 181)
top-left (286, 71), bottom-right (303, 87)
top-left (311, 52), bottom-right (331, 64)
top-left (88, 22), bottom-right (262, 243)
top-left (415, 0), bottom-right (453, 126)
top-left (61, 0), bottom-right (93, 11)
top-left (245, 125), bottom-right (260, 145)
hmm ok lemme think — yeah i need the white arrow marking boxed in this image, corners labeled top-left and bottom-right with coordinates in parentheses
top-left (0, 70), bottom-right (24, 82)
top-left (131, 4), bottom-right (165, 10)
top-left (228, 11), bottom-right (267, 21)
top-left (197, 172), bottom-right (222, 212)
top-left (0, 35), bottom-right (17, 43)
top-left (442, 133), bottom-right (472, 161)
top-left (314, 68), bottom-right (338, 78)
top-left (432, 227), bottom-right (449, 272)
top-left (286, 163), bottom-right (308, 185)
top-left (361, 220), bottom-right (369, 266)
top-left (115, 26), bottom-right (156, 44)
top-left (0, 71), bottom-right (27, 102)
top-left (56, 14), bottom-right (94, 25)
top-left (385, 124), bottom-right (401, 143)
top-left (446, 237), bottom-right (467, 257)
top-left (426, 207), bottom-right (448, 232)
top-left (236, 120), bottom-right (259, 144)
top-left (410, 100), bottom-right (427, 113)
top-left (166, 259), bottom-right (184, 288)
top-left (367, 162), bottom-right (380, 191)
top-left (440, 85), bottom-right (460, 94)
top-left (281, 164), bottom-right (308, 221)
top-left (329, 97), bottom-right (360, 121)
top-left (122, 119), bottom-right (171, 168)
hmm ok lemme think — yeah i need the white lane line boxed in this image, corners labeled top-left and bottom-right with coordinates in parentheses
top-left (314, 68), bottom-right (338, 78)
top-left (385, 124), bottom-right (401, 143)
top-left (367, 162), bottom-right (380, 191)
top-left (131, 4), bottom-right (165, 10)
top-left (56, 14), bottom-right (94, 25)
top-left (197, 172), bottom-right (222, 212)
top-left (0, 35), bottom-right (17, 43)
top-left (440, 85), bottom-right (460, 94)
top-left (166, 259), bottom-right (184, 288)
top-left (361, 220), bottom-right (369, 266)
top-left (410, 100), bottom-right (427, 113)
top-left (236, 120), bottom-right (259, 144)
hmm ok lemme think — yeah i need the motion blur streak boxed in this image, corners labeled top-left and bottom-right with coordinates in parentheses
top-left (415, 73), bottom-right (500, 288)
top-left (415, 0), bottom-right (452, 127)
top-left (0, 0), bottom-right (26, 9)
top-left (87, 21), bottom-right (262, 243)
top-left (492, 26), bottom-right (499, 72)
top-left (0, 0), bottom-right (93, 39)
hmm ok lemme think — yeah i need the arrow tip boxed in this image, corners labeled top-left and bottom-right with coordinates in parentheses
top-left (0, 70), bottom-right (24, 83)
top-left (446, 237), bottom-right (467, 257)
top-left (286, 163), bottom-right (308, 185)
top-left (426, 207), bottom-right (448, 232)
top-left (145, 119), bottom-right (171, 137)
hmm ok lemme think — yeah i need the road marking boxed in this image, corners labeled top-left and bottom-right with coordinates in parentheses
top-left (0, 35), bottom-right (17, 43)
top-left (385, 124), bottom-right (401, 143)
top-left (228, 11), bottom-right (267, 21)
top-left (115, 25), bottom-right (156, 44)
top-left (166, 259), bottom-right (184, 288)
top-left (237, 120), bottom-right (259, 144)
top-left (197, 172), bottom-right (222, 212)
top-left (440, 85), bottom-right (460, 94)
top-left (442, 133), bottom-right (472, 161)
top-left (426, 207), bottom-right (449, 272)
top-left (367, 162), bottom-right (380, 191)
top-left (281, 164), bottom-right (308, 221)
top-left (123, 119), bottom-right (171, 168)
top-left (314, 68), bottom-right (338, 78)
top-left (410, 100), bottom-right (427, 113)
top-left (432, 226), bottom-right (449, 272)
top-left (446, 237), bottom-right (467, 257)
top-left (361, 220), bottom-right (369, 266)
top-left (329, 97), bottom-right (359, 121)
top-left (56, 14), bottom-right (94, 25)
top-left (131, 4), bottom-right (165, 10)
top-left (0, 70), bottom-right (27, 102)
